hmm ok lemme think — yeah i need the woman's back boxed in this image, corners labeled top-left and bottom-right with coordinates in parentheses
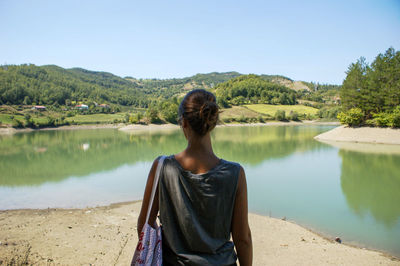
top-left (136, 89), bottom-right (252, 266)
top-left (159, 155), bottom-right (240, 265)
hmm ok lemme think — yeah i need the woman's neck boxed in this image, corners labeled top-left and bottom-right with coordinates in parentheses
top-left (185, 133), bottom-right (215, 158)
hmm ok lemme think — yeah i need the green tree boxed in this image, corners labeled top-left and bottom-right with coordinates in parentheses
top-left (275, 110), bottom-right (286, 121)
top-left (23, 96), bottom-right (31, 105)
top-left (339, 47), bottom-right (400, 127)
top-left (160, 101), bottom-right (179, 124)
top-left (145, 107), bottom-right (161, 124)
top-left (340, 57), bottom-right (369, 111)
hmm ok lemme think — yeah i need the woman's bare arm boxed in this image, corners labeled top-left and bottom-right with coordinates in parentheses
top-left (137, 157), bottom-right (161, 237)
top-left (232, 166), bottom-right (253, 266)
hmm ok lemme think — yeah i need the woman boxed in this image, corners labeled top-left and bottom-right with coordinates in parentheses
top-left (137, 89), bottom-right (252, 266)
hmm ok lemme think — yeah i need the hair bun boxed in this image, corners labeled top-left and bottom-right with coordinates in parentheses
top-left (178, 89), bottom-right (219, 136)
top-left (200, 101), bottom-right (218, 130)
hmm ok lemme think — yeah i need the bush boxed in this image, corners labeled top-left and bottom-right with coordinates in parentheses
top-left (249, 117), bottom-right (258, 123)
top-left (257, 115), bottom-right (265, 123)
top-left (231, 96), bottom-right (246, 106)
top-left (46, 116), bottom-right (56, 127)
top-left (372, 112), bottom-right (392, 127)
top-left (369, 107), bottom-right (400, 128)
top-left (221, 117), bottom-right (231, 123)
top-left (66, 111), bottom-right (76, 117)
top-left (288, 111), bottom-right (299, 121)
top-left (24, 113), bottom-right (35, 128)
top-left (238, 115), bottom-right (248, 123)
top-left (217, 98), bottom-right (230, 108)
top-left (308, 113), bottom-right (318, 120)
top-left (124, 113), bottom-right (130, 123)
top-left (391, 106), bottom-right (400, 128)
top-left (365, 119), bottom-right (375, 127)
top-left (24, 113), bottom-right (31, 121)
top-left (146, 108), bottom-right (161, 124)
top-left (275, 110), bottom-right (286, 121)
top-left (160, 102), bottom-right (178, 124)
top-left (12, 118), bottom-right (24, 128)
top-left (317, 106), bottom-right (342, 119)
top-left (337, 108), bottom-right (364, 126)
top-left (129, 113), bottom-right (143, 124)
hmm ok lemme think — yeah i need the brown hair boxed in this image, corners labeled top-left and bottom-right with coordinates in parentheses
top-left (178, 89), bottom-right (219, 136)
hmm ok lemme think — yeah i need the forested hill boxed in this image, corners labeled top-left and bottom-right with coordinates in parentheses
top-left (125, 72), bottom-right (296, 99)
top-left (0, 64), bottom-right (147, 107)
top-left (0, 64), bottom-right (338, 107)
top-left (215, 75), bottom-right (298, 106)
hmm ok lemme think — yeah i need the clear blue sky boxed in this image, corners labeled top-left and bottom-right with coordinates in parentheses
top-left (1, 0), bottom-right (399, 84)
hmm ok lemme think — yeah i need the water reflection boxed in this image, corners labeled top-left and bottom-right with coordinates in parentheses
top-left (340, 150), bottom-right (400, 227)
top-left (213, 126), bottom-right (331, 164)
top-left (0, 126), bottom-right (332, 186)
top-left (0, 129), bottom-right (185, 186)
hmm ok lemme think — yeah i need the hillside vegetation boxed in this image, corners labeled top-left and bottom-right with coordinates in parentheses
top-left (0, 65), bottom-right (149, 107)
top-left (214, 74), bottom-right (297, 107)
top-left (0, 64), bottom-right (341, 128)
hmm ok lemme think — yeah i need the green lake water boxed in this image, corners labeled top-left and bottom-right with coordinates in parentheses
top-left (0, 125), bottom-right (399, 257)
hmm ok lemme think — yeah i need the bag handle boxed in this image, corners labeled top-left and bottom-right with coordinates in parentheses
top-left (145, 155), bottom-right (165, 225)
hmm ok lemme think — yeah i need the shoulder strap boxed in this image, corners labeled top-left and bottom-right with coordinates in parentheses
top-left (145, 155), bottom-right (166, 225)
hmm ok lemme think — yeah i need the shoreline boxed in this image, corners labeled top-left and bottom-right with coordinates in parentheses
top-left (0, 120), bottom-right (340, 135)
top-left (0, 200), bottom-right (398, 265)
top-left (315, 125), bottom-right (400, 145)
top-left (0, 123), bottom-right (123, 135)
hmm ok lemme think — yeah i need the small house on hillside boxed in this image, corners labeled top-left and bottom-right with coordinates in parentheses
top-left (75, 104), bottom-right (88, 110)
top-left (31, 105), bottom-right (46, 111)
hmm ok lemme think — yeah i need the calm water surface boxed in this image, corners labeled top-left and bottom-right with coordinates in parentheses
top-left (0, 125), bottom-right (399, 256)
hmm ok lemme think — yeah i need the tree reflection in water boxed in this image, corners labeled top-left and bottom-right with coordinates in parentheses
top-left (340, 150), bottom-right (400, 227)
top-left (0, 126), bottom-right (332, 186)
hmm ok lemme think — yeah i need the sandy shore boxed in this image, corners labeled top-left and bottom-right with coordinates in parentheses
top-left (316, 139), bottom-right (400, 154)
top-left (118, 121), bottom-right (340, 134)
top-left (0, 201), bottom-right (398, 265)
top-left (315, 125), bottom-right (400, 145)
top-left (119, 123), bottom-right (180, 134)
top-left (0, 121), bottom-right (340, 135)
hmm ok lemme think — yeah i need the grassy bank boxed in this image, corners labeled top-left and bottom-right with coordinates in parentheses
top-left (245, 104), bottom-right (318, 117)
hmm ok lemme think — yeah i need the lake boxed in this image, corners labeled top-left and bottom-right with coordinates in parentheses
top-left (0, 125), bottom-right (399, 257)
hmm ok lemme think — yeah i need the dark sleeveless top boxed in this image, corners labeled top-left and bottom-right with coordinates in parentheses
top-left (158, 155), bottom-right (241, 266)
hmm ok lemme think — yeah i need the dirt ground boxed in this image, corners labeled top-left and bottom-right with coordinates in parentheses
top-left (0, 201), bottom-right (398, 266)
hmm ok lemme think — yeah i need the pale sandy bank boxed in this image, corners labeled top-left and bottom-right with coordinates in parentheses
top-left (0, 121), bottom-right (340, 135)
top-left (315, 125), bottom-right (400, 145)
top-left (118, 121), bottom-right (340, 134)
top-left (119, 123), bottom-right (180, 134)
top-left (0, 201), bottom-right (398, 265)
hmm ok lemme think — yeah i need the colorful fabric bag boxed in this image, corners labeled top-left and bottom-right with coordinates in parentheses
top-left (131, 156), bottom-right (165, 266)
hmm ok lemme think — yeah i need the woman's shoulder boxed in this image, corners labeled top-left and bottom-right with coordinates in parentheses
top-left (218, 158), bottom-right (243, 178)
top-left (157, 155), bottom-right (179, 171)
top-left (220, 158), bottom-right (242, 169)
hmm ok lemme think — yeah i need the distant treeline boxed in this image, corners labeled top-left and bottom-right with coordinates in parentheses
top-left (300, 82), bottom-right (341, 103)
top-left (338, 47), bottom-right (400, 127)
top-left (1, 64), bottom-right (340, 108)
top-left (215, 74), bottom-right (298, 107)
